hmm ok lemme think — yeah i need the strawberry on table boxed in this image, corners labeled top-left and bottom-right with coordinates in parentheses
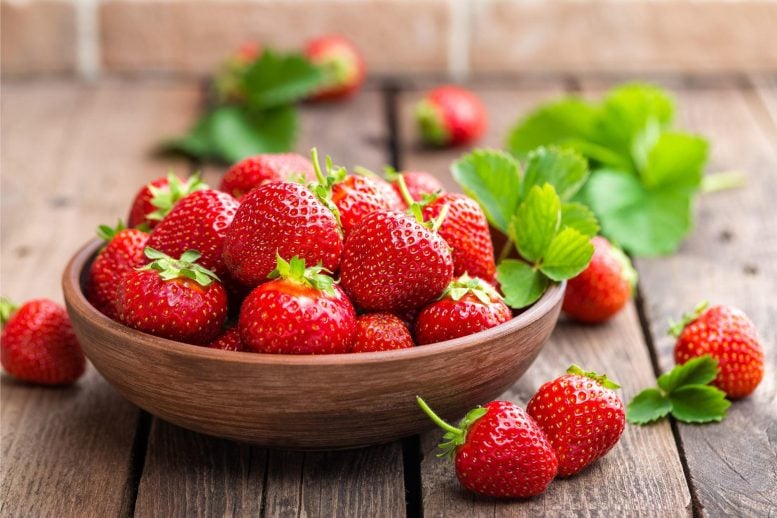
top-left (86, 221), bottom-right (149, 321)
top-left (219, 153), bottom-right (315, 199)
top-left (417, 397), bottom-right (557, 498)
top-left (224, 180), bottom-right (342, 287)
top-left (127, 173), bottom-right (208, 230)
top-left (352, 313), bottom-right (414, 353)
top-left (239, 255), bottom-right (356, 354)
top-left (527, 366), bottom-right (626, 477)
top-left (415, 274), bottom-right (511, 345)
top-left (304, 35), bottom-right (366, 101)
top-left (671, 302), bottom-right (764, 398)
top-left (562, 236), bottom-right (637, 323)
top-left (146, 189), bottom-right (239, 277)
top-left (415, 85), bottom-right (487, 147)
top-left (116, 248), bottom-right (228, 345)
top-left (1, 298), bottom-right (85, 385)
top-left (207, 324), bottom-right (244, 352)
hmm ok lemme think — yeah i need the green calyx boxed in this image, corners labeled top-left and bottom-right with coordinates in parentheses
top-left (416, 396), bottom-right (487, 460)
top-left (441, 274), bottom-right (502, 305)
top-left (146, 172), bottom-right (208, 222)
top-left (415, 99), bottom-right (449, 146)
top-left (139, 247), bottom-right (220, 287)
top-left (97, 219), bottom-right (126, 242)
top-left (308, 148), bottom-right (346, 228)
top-left (567, 365), bottom-right (621, 390)
top-left (396, 174), bottom-right (449, 232)
top-left (0, 297), bottom-right (19, 328)
top-left (268, 253), bottom-right (336, 296)
top-left (317, 52), bottom-right (354, 88)
top-left (668, 300), bottom-right (709, 338)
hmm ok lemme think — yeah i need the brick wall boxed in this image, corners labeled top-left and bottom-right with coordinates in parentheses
top-left (3, 0), bottom-right (777, 78)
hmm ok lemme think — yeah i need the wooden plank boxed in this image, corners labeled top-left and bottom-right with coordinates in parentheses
top-left (399, 83), bottom-right (691, 516)
top-left (751, 75), bottom-right (777, 145)
top-left (0, 80), bottom-right (197, 517)
top-left (625, 83), bottom-right (777, 517)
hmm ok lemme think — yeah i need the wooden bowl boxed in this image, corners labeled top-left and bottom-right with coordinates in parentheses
top-left (62, 239), bottom-right (564, 450)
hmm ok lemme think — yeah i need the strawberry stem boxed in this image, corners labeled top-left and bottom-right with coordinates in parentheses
top-left (668, 300), bottom-right (709, 337)
top-left (396, 174), bottom-right (415, 207)
top-left (416, 396), bottom-right (461, 435)
top-left (497, 238), bottom-right (514, 263)
top-left (0, 297), bottom-right (19, 328)
top-left (428, 203), bottom-right (449, 233)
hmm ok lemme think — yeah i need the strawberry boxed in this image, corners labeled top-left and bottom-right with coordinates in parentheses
top-left (562, 236), bottom-right (636, 323)
top-left (219, 153), bottom-right (315, 199)
top-left (116, 248), bottom-right (227, 345)
top-left (305, 35), bottom-right (366, 101)
top-left (415, 86), bottom-right (487, 147)
top-left (239, 255), bottom-right (356, 354)
top-left (146, 189), bottom-right (239, 277)
top-left (1, 298), bottom-right (85, 385)
top-left (415, 275), bottom-right (511, 345)
top-left (422, 193), bottom-right (496, 282)
top-left (223, 181), bottom-right (342, 287)
top-left (214, 42), bottom-right (262, 102)
top-left (353, 313), bottom-right (414, 353)
top-left (340, 210), bottom-right (453, 312)
top-left (527, 366), bottom-right (626, 477)
top-left (671, 302), bottom-right (764, 399)
top-left (389, 170), bottom-right (444, 208)
top-left (127, 173), bottom-right (208, 230)
top-left (207, 324), bottom-right (244, 352)
top-left (417, 397), bottom-right (557, 498)
top-left (86, 221), bottom-right (149, 320)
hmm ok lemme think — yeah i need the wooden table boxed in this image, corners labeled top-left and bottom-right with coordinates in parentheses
top-left (1, 75), bottom-right (776, 517)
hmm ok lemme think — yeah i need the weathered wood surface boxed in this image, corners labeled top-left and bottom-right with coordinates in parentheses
top-left (399, 83), bottom-right (691, 517)
top-left (0, 81), bottom-right (196, 517)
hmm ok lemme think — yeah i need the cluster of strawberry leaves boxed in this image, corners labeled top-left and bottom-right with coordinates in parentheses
top-left (452, 146), bottom-right (598, 308)
top-left (505, 83), bottom-right (713, 257)
top-left (163, 50), bottom-right (324, 164)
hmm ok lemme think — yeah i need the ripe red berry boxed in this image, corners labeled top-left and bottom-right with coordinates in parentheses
top-left (352, 313), bottom-right (414, 353)
top-left (116, 248), bottom-right (228, 345)
top-left (331, 174), bottom-right (393, 234)
top-left (219, 153), bottom-right (315, 199)
top-left (207, 325), bottom-right (244, 352)
top-left (415, 86), bottom-right (487, 147)
top-left (223, 181), bottom-right (343, 287)
top-left (415, 275), bottom-right (511, 345)
top-left (562, 236), bottom-right (636, 323)
top-left (417, 397), bottom-right (558, 498)
top-left (305, 35), bottom-right (366, 101)
top-left (239, 255), bottom-right (356, 354)
top-left (127, 173), bottom-right (207, 230)
top-left (671, 302), bottom-right (764, 398)
top-left (1, 298), bottom-right (85, 385)
top-left (527, 366), bottom-right (626, 477)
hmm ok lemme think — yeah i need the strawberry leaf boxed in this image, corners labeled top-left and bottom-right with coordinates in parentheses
top-left (242, 50), bottom-right (323, 109)
top-left (626, 388), bottom-right (672, 425)
top-left (521, 147), bottom-right (589, 201)
top-left (210, 105), bottom-right (297, 163)
top-left (669, 386), bottom-right (731, 423)
top-left (539, 227), bottom-right (593, 281)
top-left (560, 202), bottom-right (599, 237)
top-left (496, 260), bottom-right (549, 309)
top-left (657, 355), bottom-right (719, 393)
top-left (512, 184), bottom-right (560, 262)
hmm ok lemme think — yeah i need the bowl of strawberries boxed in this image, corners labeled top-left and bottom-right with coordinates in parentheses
top-left (62, 152), bottom-right (564, 449)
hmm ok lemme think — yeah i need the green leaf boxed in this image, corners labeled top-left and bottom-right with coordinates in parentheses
top-left (522, 147), bottom-right (589, 201)
top-left (584, 169), bottom-right (694, 256)
top-left (209, 105), bottom-right (297, 163)
top-left (657, 356), bottom-right (719, 394)
top-left (242, 50), bottom-right (323, 109)
top-left (560, 202), bottom-right (599, 237)
top-left (496, 260), bottom-right (550, 309)
top-left (641, 132), bottom-right (708, 191)
top-left (540, 227), bottom-right (594, 281)
top-left (669, 385), bottom-right (731, 423)
top-left (626, 388), bottom-right (673, 425)
top-left (512, 184), bottom-right (561, 262)
top-left (161, 113), bottom-right (219, 159)
top-left (451, 149), bottom-right (523, 234)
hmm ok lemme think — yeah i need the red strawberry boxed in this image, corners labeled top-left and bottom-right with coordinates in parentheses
top-left (331, 175), bottom-right (393, 234)
top-left (86, 221), bottom-right (149, 320)
top-left (671, 302), bottom-right (764, 398)
top-left (234, 41), bottom-right (261, 63)
top-left (1, 298), bottom-right (85, 385)
top-left (340, 210), bottom-right (453, 312)
top-left (219, 153), bottom-right (315, 199)
top-left (417, 397), bottom-right (557, 498)
top-left (562, 236), bottom-right (636, 323)
top-left (207, 325), bottom-right (244, 352)
top-left (146, 189), bottom-right (239, 277)
top-left (239, 255), bottom-right (356, 354)
top-left (422, 193), bottom-right (496, 282)
top-left (415, 275), bottom-right (511, 345)
top-left (527, 366), bottom-right (626, 477)
top-left (415, 86), bottom-right (487, 147)
top-left (353, 313), bottom-right (414, 353)
top-left (116, 248), bottom-right (228, 345)
top-left (223, 181), bottom-right (342, 287)
top-left (305, 35), bottom-right (365, 101)
top-left (389, 170), bottom-right (444, 208)
top-left (127, 173), bottom-right (207, 230)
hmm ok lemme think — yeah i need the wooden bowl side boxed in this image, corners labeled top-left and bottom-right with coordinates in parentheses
top-left (64, 239), bottom-right (563, 449)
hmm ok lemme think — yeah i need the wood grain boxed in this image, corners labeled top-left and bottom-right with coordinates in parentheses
top-left (399, 81), bottom-right (691, 516)
top-left (0, 81), bottom-right (196, 517)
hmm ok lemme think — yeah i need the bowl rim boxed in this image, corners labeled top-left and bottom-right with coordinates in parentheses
top-left (63, 238), bottom-right (565, 366)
